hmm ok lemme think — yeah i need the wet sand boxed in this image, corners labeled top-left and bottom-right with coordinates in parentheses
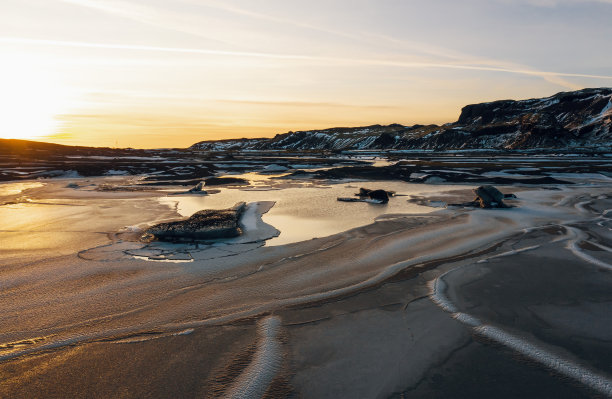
top-left (0, 178), bottom-right (611, 398)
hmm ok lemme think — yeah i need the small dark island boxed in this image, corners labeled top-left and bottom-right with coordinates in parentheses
top-left (145, 202), bottom-right (246, 241)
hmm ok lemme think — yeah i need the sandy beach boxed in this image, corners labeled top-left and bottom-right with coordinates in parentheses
top-left (0, 175), bottom-right (611, 398)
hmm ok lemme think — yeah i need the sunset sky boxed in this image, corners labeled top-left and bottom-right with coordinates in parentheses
top-left (1, 0), bottom-right (611, 148)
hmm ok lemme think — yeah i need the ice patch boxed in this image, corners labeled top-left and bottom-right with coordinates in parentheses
top-left (430, 271), bottom-right (612, 397)
top-left (424, 176), bottom-right (446, 184)
top-left (262, 164), bottom-right (289, 172)
top-left (225, 316), bottom-right (283, 399)
top-left (476, 245), bottom-right (541, 263)
top-left (475, 325), bottom-right (612, 397)
top-left (113, 328), bottom-right (195, 344)
top-left (105, 170), bottom-right (129, 176)
top-left (565, 226), bottom-right (612, 270)
top-left (567, 241), bottom-right (612, 270)
top-left (132, 255), bottom-right (194, 263)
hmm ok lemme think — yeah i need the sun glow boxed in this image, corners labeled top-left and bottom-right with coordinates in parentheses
top-left (0, 55), bottom-right (74, 140)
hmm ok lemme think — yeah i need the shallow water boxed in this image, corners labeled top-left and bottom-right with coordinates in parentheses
top-left (1, 175), bottom-right (611, 399)
top-left (0, 182), bottom-right (44, 196)
top-left (160, 180), bottom-right (461, 246)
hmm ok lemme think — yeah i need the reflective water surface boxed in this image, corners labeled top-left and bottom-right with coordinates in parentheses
top-left (0, 182), bottom-right (44, 196)
top-left (161, 179), bottom-right (460, 245)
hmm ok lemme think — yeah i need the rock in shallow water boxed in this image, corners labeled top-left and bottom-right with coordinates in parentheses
top-left (358, 188), bottom-right (395, 203)
top-left (448, 185), bottom-right (513, 209)
top-left (188, 181), bottom-right (207, 193)
top-left (145, 202), bottom-right (246, 241)
top-left (337, 187), bottom-right (395, 204)
top-left (474, 185), bottom-right (508, 208)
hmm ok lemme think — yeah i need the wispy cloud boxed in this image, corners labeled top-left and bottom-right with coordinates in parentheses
top-left (52, 0), bottom-right (610, 90)
top-left (0, 37), bottom-right (312, 60)
top-left (57, 0), bottom-right (233, 46)
top-left (217, 99), bottom-right (401, 110)
top-left (77, 89), bottom-right (400, 109)
top-left (497, 0), bottom-right (612, 6)
top-left (177, 0), bottom-right (600, 89)
top-left (4, 36), bottom-right (612, 85)
top-left (191, 0), bottom-right (468, 61)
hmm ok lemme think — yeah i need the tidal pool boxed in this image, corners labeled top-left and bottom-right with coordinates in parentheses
top-left (160, 180), bottom-right (460, 246)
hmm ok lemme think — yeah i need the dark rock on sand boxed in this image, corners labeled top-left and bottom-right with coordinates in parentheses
top-left (204, 177), bottom-right (249, 186)
top-left (337, 197), bottom-right (365, 202)
top-left (474, 185), bottom-right (507, 208)
top-left (146, 202), bottom-right (246, 241)
top-left (358, 188), bottom-right (394, 203)
top-left (358, 187), bottom-right (395, 197)
top-left (449, 186), bottom-right (513, 208)
top-left (188, 181), bottom-right (207, 194)
top-left (338, 187), bottom-right (395, 204)
top-left (365, 189), bottom-right (390, 203)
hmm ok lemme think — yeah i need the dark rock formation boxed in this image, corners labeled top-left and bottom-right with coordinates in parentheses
top-left (337, 197), bottom-right (365, 202)
top-left (204, 177), bottom-right (249, 186)
top-left (366, 190), bottom-right (389, 203)
top-left (283, 161), bottom-right (578, 186)
top-left (449, 186), bottom-right (513, 208)
top-left (474, 185), bottom-right (508, 208)
top-left (337, 188), bottom-right (395, 204)
top-left (146, 202), bottom-right (246, 241)
top-left (188, 181), bottom-right (207, 193)
top-left (357, 188), bottom-right (394, 203)
top-left (0, 138), bottom-right (218, 182)
top-left (190, 88), bottom-right (612, 151)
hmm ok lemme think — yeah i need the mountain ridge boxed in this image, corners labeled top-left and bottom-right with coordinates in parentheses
top-left (191, 87), bottom-right (612, 152)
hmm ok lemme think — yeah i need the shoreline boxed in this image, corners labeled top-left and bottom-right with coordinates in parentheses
top-left (0, 177), bottom-right (611, 397)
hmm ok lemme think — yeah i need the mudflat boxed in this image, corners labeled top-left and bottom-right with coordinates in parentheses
top-left (0, 173), bottom-right (611, 398)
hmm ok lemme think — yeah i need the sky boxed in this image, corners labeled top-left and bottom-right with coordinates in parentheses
top-left (1, 0), bottom-right (611, 148)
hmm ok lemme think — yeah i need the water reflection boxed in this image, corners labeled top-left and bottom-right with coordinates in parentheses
top-left (0, 182), bottom-right (44, 196)
top-left (160, 180), bottom-right (457, 246)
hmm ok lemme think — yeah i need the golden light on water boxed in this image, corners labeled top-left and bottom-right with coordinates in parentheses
top-left (0, 55), bottom-right (74, 141)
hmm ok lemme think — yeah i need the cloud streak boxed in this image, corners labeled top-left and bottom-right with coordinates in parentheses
top-left (57, 0), bottom-right (233, 47)
top-left (4, 37), bottom-right (612, 83)
top-left (498, 0), bottom-right (612, 6)
top-left (176, 0), bottom-right (604, 89)
top-left (53, 0), bottom-right (610, 90)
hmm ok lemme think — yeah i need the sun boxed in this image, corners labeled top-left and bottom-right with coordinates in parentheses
top-left (0, 55), bottom-right (72, 141)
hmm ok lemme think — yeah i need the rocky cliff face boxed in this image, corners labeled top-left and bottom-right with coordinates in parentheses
top-left (190, 88), bottom-right (612, 151)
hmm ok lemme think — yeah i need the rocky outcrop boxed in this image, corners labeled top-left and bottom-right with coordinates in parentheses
top-left (204, 177), bottom-right (249, 186)
top-left (449, 186), bottom-right (513, 208)
top-left (188, 181), bottom-right (207, 193)
top-left (146, 202), bottom-right (246, 241)
top-left (337, 187), bottom-right (396, 204)
top-left (358, 188), bottom-right (394, 203)
top-left (190, 88), bottom-right (612, 152)
top-left (473, 186), bottom-right (508, 208)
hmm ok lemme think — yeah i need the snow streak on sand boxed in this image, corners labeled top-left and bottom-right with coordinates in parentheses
top-left (566, 226), bottom-right (612, 270)
top-left (225, 316), bottom-right (283, 399)
top-left (430, 266), bottom-right (612, 397)
top-left (476, 245), bottom-right (540, 264)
